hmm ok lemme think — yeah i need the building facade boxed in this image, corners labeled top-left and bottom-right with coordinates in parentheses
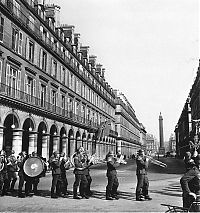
top-left (0, 0), bottom-right (118, 160)
top-left (114, 91), bottom-right (143, 158)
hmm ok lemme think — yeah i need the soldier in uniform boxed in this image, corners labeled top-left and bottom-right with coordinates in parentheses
top-left (49, 151), bottom-right (62, 198)
top-left (73, 146), bottom-right (89, 199)
top-left (7, 150), bottom-right (18, 192)
top-left (59, 152), bottom-right (70, 197)
top-left (80, 150), bottom-right (93, 197)
top-left (0, 150), bottom-right (9, 196)
top-left (180, 153), bottom-right (200, 210)
top-left (135, 149), bottom-right (152, 201)
top-left (105, 150), bottom-right (120, 200)
top-left (17, 151), bottom-right (28, 198)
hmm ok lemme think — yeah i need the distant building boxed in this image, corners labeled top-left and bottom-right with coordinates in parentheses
top-left (168, 134), bottom-right (176, 152)
top-left (146, 133), bottom-right (158, 155)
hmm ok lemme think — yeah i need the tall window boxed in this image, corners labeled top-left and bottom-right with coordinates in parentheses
top-left (60, 66), bottom-right (65, 84)
top-left (40, 49), bottom-right (47, 71)
top-left (51, 59), bottom-right (57, 78)
top-left (13, 0), bottom-right (20, 18)
top-left (61, 95), bottom-right (65, 115)
top-left (26, 38), bottom-right (34, 63)
top-left (0, 60), bottom-right (2, 83)
top-left (5, 64), bottom-right (21, 98)
top-left (24, 75), bottom-right (36, 103)
top-left (28, 15), bottom-right (35, 31)
top-left (12, 28), bottom-right (23, 55)
top-left (40, 83), bottom-right (46, 107)
top-left (0, 17), bottom-right (4, 42)
top-left (51, 89), bottom-right (57, 111)
top-left (67, 97), bottom-right (73, 118)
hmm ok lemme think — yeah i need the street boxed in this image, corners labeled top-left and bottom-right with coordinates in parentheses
top-left (0, 158), bottom-right (185, 212)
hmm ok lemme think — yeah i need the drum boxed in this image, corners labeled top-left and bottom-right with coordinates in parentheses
top-left (23, 157), bottom-right (44, 177)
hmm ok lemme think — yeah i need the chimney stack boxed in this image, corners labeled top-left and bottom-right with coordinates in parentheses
top-left (89, 55), bottom-right (97, 68)
top-left (61, 25), bottom-right (75, 45)
top-left (45, 4), bottom-right (61, 28)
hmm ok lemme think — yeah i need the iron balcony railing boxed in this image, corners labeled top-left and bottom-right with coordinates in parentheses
top-left (0, 83), bottom-right (99, 128)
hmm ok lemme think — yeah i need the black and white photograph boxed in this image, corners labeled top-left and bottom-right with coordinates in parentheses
top-left (0, 0), bottom-right (199, 212)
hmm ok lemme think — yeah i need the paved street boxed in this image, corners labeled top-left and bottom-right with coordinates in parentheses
top-left (0, 158), bottom-right (185, 212)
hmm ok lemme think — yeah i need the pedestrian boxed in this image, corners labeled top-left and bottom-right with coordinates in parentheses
top-left (49, 151), bottom-right (62, 198)
top-left (105, 150), bottom-right (120, 200)
top-left (7, 150), bottom-right (18, 192)
top-left (72, 146), bottom-right (88, 199)
top-left (0, 150), bottom-right (9, 196)
top-left (135, 149), bottom-right (152, 201)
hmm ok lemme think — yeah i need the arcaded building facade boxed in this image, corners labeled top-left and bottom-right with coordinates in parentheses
top-left (114, 91), bottom-right (144, 158)
top-left (0, 0), bottom-right (118, 160)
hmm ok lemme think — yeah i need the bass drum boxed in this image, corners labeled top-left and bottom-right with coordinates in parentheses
top-left (23, 157), bottom-right (44, 177)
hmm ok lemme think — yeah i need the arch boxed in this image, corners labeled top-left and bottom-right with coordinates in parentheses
top-left (37, 121), bottom-right (48, 157)
top-left (68, 129), bottom-right (74, 157)
top-left (75, 131), bottom-right (81, 151)
top-left (49, 124), bottom-right (59, 158)
top-left (59, 126), bottom-right (67, 154)
top-left (3, 113), bottom-right (20, 152)
top-left (22, 117), bottom-right (35, 154)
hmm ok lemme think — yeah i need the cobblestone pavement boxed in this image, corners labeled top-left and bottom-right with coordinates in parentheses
top-left (0, 158), bottom-right (184, 212)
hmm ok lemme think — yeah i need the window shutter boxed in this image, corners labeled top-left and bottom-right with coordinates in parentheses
top-left (33, 79), bottom-right (36, 97)
top-left (0, 60), bottom-right (2, 84)
top-left (5, 64), bottom-right (10, 86)
top-left (24, 74), bottom-right (27, 93)
top-left (17, 70), bottom-right (21, 98)
top-left (18, 31), bottom-right (23, 55)
top-left (39, 48), bottom-right (42, 69)
top-left (25, 37), bottom-right (29, 60)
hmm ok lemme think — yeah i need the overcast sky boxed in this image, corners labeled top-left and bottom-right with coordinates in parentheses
top-left (50, 0), bottom-right (199, 141)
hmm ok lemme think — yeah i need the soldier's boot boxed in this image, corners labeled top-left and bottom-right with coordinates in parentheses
top-left (106, 189), bottom-right (113, 200)
top-left (73, 186), bottom-right (81, 199)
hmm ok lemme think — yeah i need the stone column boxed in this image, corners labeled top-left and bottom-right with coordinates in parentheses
top-left (53, 135), bottom-right (60, 152)
top-left (0, 125), bottom-right (4, 150)
top-left (42, 134), bottom-right (49, 160)
top-left (28, 132), bottom-right (38, 154)
top-left (12, 129), bottom-right (23, 156)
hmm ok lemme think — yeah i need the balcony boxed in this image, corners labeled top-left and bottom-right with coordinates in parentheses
top-left (0, 83), bottom-right (98, 129)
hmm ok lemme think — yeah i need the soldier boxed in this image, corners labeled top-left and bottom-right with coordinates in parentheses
top-left (7, 150), bottom-right (18, 192)
top-left (135, 149), bottom-right (152, 201)
top-left (59, 152), bottom-right (70, 197)
top-left (0, 150), bottom-right (9, 196)
top-left (17, 151), bottom-right (28, 198)
top-left (49, 151), bottom-right (62, 198)
top-left (73, 146), bottom-right (89, 199)
top-left (80, 150), bottom-right (93, 197)
top-left (180, 154), bottom-right (200, 210)
top-left (105, 150), bottom-right (120, 200)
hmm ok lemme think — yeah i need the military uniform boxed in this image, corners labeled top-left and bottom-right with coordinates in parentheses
top-left (106, 152), bottom-right (120, 200)
top-left (49, 152), bottom-right (62, 198)
top-left (73, 151), bottom-right (88, 199)
top-left (0, 151), bottom-right (9, 196)
top-left (7, 151), bottom-right (18, 192)
top-left (135, 150), bottom-right (151, 201)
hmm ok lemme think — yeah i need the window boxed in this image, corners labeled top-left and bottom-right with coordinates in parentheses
top-left (26, 38), bottom-right (34, 63)
top-left (28, 15), bottom-right (35, 31)
top-left (60, 66), bottom-right (65, 84)
top-left (13, 0), bottom-right (20, 18)
top-left (51, 89), bottom-right (57, 112)
top-left (24, 75), bottom-right (36, 103)
top-left (5, 64), bottom-right (21, 98)
top-left (61, 95), bottom-right (65, 109)
top-left (0, 60), bottom-right (2, 83)
top-left (39, 83), bottom-right (46, 107)
top-left (67, 97), bottom-right (73, 118)
top-left (51, 59), bottom-right (57, 78)
top-left (0, 17), bottom-right (4, 42)
top-left (40, 49), bottom-right (47, 71)
top-left (12, 28), bottom-right (23, 55)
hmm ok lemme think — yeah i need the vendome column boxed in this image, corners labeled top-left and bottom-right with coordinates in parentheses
top-left (159, 112), bottom-right (165, 155)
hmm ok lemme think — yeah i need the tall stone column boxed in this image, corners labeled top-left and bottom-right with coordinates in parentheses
top-left (42, 134), bottom-right (49, 160)
top-left (12, 129), bottom-right (23, 156)
top-left (0, 125), bottom-right (4, 150)
top-left (159, 112), bottom-right (165, 155)
top-left (28, 132), bottom-right (38, 154)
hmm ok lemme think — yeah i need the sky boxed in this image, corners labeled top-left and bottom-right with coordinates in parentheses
top-left (49, 0), bottom-right (199, 141)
